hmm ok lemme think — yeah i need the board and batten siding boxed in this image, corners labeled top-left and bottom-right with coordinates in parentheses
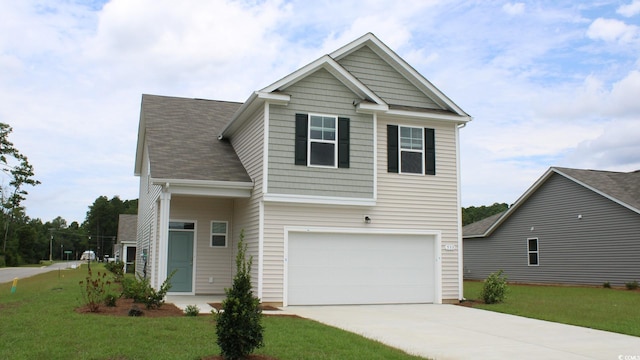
top-left (229, 107), bottom-right (264, 288)
top-left (136, 147), bottom-right (162, 288)
top-left (337, 45), bottom-right (439, 109)
top-left (267, 68), bottom-right (374, 199)
top-left (377, 115), bottom-right (461, 300)
top-left (464, 173), bottom-right (640, 286)
top-left (169, 196), bottom-right (234, 294)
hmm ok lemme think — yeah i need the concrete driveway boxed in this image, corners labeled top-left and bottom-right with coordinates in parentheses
top-left (282, 304), bottom-right (640, 360)
top-left (0, 262), bottom-right (82, 284)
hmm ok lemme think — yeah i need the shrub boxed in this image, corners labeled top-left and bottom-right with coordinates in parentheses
top-left (128, 305), bottom-right (143, 317)
top-left (625, 280), bottom-right (638, 290)
top-left (79, 268), bottom-right (112, 312)
top-left (121, 271), bottom-right (175, 309)
top-left (105, 261), bottom-right (125, 282)
top-left (104, 293), bottom-right (119, 307)
top-left (184, 305), bottom-right (200, 317)
top-left (480, 270), bottom-right (508, 304)
top-left (216, 230), bottom-right (264, 360)
top-left (603, 282), bottom-right (611, 288)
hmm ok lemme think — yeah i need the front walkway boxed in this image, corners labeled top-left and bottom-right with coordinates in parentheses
top-left (165, 295), bottom-right (224, 313)
top-left (281, 304), bottom-right (640, 360)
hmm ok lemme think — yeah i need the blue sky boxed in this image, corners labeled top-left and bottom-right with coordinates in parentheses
top-left (1, 0), bottom-right (639, 223)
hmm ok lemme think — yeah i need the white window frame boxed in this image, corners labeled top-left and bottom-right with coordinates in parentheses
top-left (399, 125), bottom-right (424, 175)
top-left (308, 113), bottom-right (338, 168)
top-left (527, 237), bottom-right (539, 266)
top-left (210, 221), bottom-right (228, 248)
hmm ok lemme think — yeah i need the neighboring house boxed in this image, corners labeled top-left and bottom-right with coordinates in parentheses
top-left (116, 214), bottom-right (138, 273)
top-left (463, 167), bottom-right (640, 286)
top-left (134, 33), bottom-right (471, 306)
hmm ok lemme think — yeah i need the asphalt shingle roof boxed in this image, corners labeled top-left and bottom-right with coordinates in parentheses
top-left (141, 94), bottom-right (251, 183)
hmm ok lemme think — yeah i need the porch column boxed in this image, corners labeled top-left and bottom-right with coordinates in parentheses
top-left (157, 191), bottom-right (171, 289)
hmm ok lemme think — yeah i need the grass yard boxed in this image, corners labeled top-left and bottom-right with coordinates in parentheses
top-left (464, 280), bottom-right (640, 337)
top-left (0, 265), bottom-right (425, 360)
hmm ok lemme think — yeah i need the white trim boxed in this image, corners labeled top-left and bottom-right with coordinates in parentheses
top-left (258, 201), bottom-right (265, 299)
top-left (372, 113), bottom-right (378, 201)
top-left (385, 108), bottom-right (471, 123)
top-left (219, 92), bottom-right (291, 137)
top-left (262, 102), bottom-right (269, 195)
top-left (210, 220), bottom-right (229, 248)
top-left (261, 55), bottom-right (386, 105)
top-left (263, 193), bottom-right (376, 206)
top-left (157, 191), bottom-right (171, 289)
top-left (282, 226), bottom-right (442, 306)
top-left (456, 123), bottom-right (464, 300)
top-left (398, 125), bottom-right (425, 175)
top-left (151, 178), bottom-right (253, 198)
top-left (527, 237), bottom-right (540, 266)
top-left (166, 219), bottom-right (197, 296)
top-left (307, 113), bottom-right (338, 168)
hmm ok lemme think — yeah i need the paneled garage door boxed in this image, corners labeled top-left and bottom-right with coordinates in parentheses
top-left (287, 231), bottom-right (436, 305)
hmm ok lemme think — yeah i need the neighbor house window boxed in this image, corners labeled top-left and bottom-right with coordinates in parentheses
top-left (211, 221), bottom-right (228, 247)
top-left (527, 238), bottom-right (539, 266)
top-left (387, 125), bottom-right (435, 175)
top-left (295, 113), bottom-right (350, 168)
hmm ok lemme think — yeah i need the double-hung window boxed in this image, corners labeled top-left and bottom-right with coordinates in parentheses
top-left (527, 238), bottom-right (539, 266)
top-left (211, 221), bottom-right (228, 247)
top-left (309, 115), bottom-right (337, 167)
top-left (387, 125), bottom-right (435, 175)
top-left (295, 113), bottom-right (350, 168)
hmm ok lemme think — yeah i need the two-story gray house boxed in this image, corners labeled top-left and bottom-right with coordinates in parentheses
top-left (134, 33), bottom-right (471, 306)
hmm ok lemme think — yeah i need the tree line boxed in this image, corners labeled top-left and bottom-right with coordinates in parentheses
top-left (0, 122), bottom-right (137, 266)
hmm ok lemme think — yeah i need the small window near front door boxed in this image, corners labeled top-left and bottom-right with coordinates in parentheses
top-left (211, 221), bottom-right (228, 247)
top-left (527, 238), bottom-right (539, 266)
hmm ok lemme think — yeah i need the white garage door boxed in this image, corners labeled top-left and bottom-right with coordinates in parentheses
top-left (287, 232), bottom-right (435, 305)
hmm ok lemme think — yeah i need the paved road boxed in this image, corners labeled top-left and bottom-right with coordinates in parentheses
top-left (0, 262), bottom-right (83, 284)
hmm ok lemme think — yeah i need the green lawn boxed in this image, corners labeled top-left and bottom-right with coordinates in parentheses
top-left (0, 265), bottom-right (425, 360)
top-left (464, 280), bottom-right (640, 337)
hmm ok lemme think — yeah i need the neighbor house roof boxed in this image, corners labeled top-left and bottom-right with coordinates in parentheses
top-left (134, 94), bottom-right (251, 184)
top-left (464, 167), bottom-right (640, 238)
top-left (117, 214), bottom-right (137, 243)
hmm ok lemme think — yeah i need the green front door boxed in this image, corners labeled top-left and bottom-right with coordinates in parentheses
top-left (168, 230), bottom-right (194, 292)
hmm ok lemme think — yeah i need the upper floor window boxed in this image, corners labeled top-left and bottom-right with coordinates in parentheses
top-left (295, 113), bottom-right (350, 168)
top-left (387, 125), bottom-right (435, 175)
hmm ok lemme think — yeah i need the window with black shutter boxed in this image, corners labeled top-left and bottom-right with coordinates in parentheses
top-left (387, 125), bottom-right (435, 175)
top-left (295, 113), bottom-right (349, 168)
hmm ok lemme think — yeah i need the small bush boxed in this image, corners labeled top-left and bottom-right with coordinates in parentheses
top-left (216, 230), bottom-right (264, 360)
top-left (105, 261), bottom-right (125, 282)
top-left (128, 305), bottom-right (143, 317)
top-left (184, 305), bottom-right (200, 317)
top-left (603, 282), bottom-right (611, 288)
top-left (480, 269), bottom-right (508, 304)
top-left (121, 271), bottom-right (175, 309)
top-left (79, 268), bottom-right (112, 312)
top-left (104, 293), bottom-right (119, 307)
top-left (625, 280), bottom-right (638, 290)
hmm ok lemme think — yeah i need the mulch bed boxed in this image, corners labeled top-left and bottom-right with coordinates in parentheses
top-left (75, 298), bottom-right (185, 317)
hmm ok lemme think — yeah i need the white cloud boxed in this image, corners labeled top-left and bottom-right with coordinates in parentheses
top-left (587, 18), bottom-right (638, 43)
top-left (502, 3), bottom-right (525, 16)
top-left (617, 0), bottom-right (640, 17)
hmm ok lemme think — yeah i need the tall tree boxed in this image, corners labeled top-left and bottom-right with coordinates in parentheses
top-left (0, 123), bottom-right (40, 256)
top-left (462, 202), bottom-right (509, 226)
top-left (83, 195), bottom-right (138, 259)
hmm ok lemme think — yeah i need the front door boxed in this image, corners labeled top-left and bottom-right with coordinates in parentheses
top-left (168, 230), bottom-right (194, 292)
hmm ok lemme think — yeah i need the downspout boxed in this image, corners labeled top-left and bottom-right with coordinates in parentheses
top-left (456, 122), bottom-right (467, 301)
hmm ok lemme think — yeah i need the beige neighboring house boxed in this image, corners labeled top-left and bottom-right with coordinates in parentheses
top-left (116, 214), bottom-right (137, 273)
top-left (133, 33), bottom-right (471, 306)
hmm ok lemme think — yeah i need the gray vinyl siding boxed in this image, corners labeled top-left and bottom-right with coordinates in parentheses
top-left (229, 108), bottom-right (264, 291)
top-left (337, 46), bottom-right (440, 109)
top-left (267, 68), bottom-right (374, 198)
top-left (463, 173), bottom-right (640, 286)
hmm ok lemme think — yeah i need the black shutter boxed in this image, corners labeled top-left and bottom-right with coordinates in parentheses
top-left (295, 114), bottom-right (308, 165)
top-left (338, 117), bottom-right (350, 168)
top-left (425, 128), bottom-right (435, 175)
top-left (387, 125), bottom-right (398, 173)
